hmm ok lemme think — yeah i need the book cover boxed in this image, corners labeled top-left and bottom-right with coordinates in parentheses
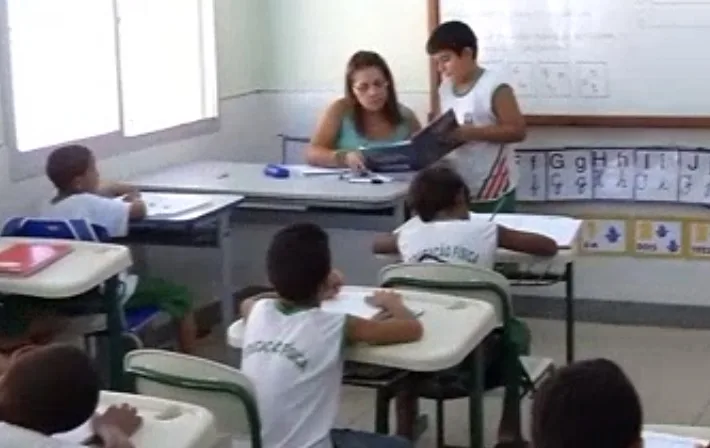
top-left (0, 242), bottom-right (73, 276)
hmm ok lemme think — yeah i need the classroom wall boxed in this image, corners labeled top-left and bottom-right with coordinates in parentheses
top-left (261, 0), bottom-right (710, 307)
top-left (2, 0), bottom-right (709, 308)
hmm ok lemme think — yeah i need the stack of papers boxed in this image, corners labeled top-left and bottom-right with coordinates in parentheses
top-left (321, 291), bottom-right (422, 319)
top-left (643, 430), bottom-right (708, 448)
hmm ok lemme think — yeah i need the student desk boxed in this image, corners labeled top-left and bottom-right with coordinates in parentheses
top-left (0, 237), bottom-right (131, 390)
top-left (118, 193), bottom-right (245, 332)
top-left (226, 286), bottom-right (497, 448)
top-left (130, 161), bottom-right (410, 286)
top-left (644, 424), bottom-right (710, 441)
top-left (384, 213), bottom-right (582, 363)
top-left (55, 391), bottom-right (218, 448)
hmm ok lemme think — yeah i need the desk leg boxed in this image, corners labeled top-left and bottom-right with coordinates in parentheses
top-left (104, 275), bottom-right (124, 391)
top-left (468, 346), bottom-right (485, 448)
top-left (217, 211), bottom-right (235, 334)
top-left (565, 262), bottom-right (575, 364)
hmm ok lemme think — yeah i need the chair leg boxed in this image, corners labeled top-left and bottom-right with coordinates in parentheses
top-left (436, 398), bottom-right (445, 448)
top-left (375, 389), bottom-right (390, 434)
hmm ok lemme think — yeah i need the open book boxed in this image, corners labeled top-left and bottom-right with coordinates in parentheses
top-left (321, 291), bottom-right (423, 319)
top-left (643, 430), bottom-right (709, 448)
top-left (362, 109), bottom-right (460, 172)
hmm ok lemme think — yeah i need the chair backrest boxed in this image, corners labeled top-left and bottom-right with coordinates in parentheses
top-left (1, 217), bottom-right (110, 242)
top-left (278, 134), bottom-right (310, 165)
top-left (378, 262), bottom-right (512, 325)
top-left (124, 349), bottom-right (262, 448)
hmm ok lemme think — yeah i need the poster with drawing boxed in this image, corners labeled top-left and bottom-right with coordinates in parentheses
top-left (587, 148), bottom-right (635, 200)
top-left (546, 150), bottom-right (593, 201)
top-left (633, 219), bottom-right (683, 257)
top-left (515, 151), bottom-right (547, 201)
top-left (677, 149), bottom-right (710, 205)
top-left (633, 149), bottom-right (679, 202)
top-left (579, 218), bottom-right (628, 255)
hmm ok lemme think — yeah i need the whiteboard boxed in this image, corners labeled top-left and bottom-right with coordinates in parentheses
top-left (440, 0), bottom-right (710, 117)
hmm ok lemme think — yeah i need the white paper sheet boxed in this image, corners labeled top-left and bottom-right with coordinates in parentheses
top-left (475, 213), bottom-right (582, 248)
top-left (321, 291), bottom-right (422, 319)
top-left (286, 164), bottom-right (347, 176)
top-left (643, 430), bottom-right (708, 448)
top-left (140, 193), bottom-right (212, 218)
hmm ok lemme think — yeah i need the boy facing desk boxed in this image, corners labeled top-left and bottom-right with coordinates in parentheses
top-left (240, 223), bottom-right (422, 448)
top-left (373, 165), bottom-right (557, 446)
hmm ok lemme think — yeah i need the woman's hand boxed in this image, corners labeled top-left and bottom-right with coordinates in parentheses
top-left (344, 151), bottom-right (367, 172)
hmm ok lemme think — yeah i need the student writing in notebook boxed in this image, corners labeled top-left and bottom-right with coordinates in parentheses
top-left (306, 50), bottom-right (421, 171)
top-left (372, 165), bottom-right (556, 446)
top-left (372, 164), bottom-right (558, 263)
top-left (240, 223), bottom-right (422, 448)
top-left (427, 21), bottom-right (526, 213)
top-left (39, 145), bottom-right (199, 354)
top-left (0, 344), bottom-right (141, 447)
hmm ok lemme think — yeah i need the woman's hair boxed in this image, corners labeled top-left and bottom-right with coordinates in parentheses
top-left (344, 50), bottom-right (403, 135)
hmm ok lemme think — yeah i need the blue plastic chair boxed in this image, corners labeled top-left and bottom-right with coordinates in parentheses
top-left (0, 217), bottom-right (161, 340)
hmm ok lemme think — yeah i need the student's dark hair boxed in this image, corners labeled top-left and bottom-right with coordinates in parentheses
top-left (408, 164), bottom-right (470, 222)
top-left (532, 358), bottom-right (642, 448)
top-left (45, 144), bottom-right (94, 192)
top-left (426, 20), bottom-right (478, 59)
top-left (0, 344), bottom-right (100, 435)
top-left (267, 223), bottom-right (332, 303)
top-left (344, 50), bottom-right (403, 135)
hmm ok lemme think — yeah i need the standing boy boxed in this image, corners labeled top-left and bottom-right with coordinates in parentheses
top-left (427, 20), bottom-right (526, 213)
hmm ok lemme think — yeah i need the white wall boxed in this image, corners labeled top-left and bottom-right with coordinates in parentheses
top-left (2, 0), bottom-right (709, 306)
top-left (261, 0), bottom-right (710, 306)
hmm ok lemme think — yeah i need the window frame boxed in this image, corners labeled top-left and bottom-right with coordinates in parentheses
top-left (0, 0), bottom-right (220, 181)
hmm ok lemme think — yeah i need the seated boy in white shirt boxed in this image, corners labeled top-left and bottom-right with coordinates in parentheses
top-left (40, 144), bottom-right (198, 354)
top-left (372, 165), bottom-right (557, 447)
top-left (240, 223), bottom-right (422, 448)
top-left (372, 164), bottom-right (558, 263)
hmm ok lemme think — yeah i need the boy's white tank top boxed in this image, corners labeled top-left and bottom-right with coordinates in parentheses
top-left (440, 69), bottom-right (518, 201)
top-left (241, 299), bottom-right (345, 448)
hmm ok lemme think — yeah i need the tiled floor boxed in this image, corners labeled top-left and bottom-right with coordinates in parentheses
top-left (196, 318), bottom-right (710, 447)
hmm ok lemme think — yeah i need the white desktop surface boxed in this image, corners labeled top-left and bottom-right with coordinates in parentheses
top-left (0, 237), bottom-right (132, 298)
top-left (55, 391), bottom-right (218, 448)
top-left (644, 425), bottom-right (710, 442)
top-left (228, 286), bottom-right (497, 372)
top-left (132, 161), bottom-right (408, 206)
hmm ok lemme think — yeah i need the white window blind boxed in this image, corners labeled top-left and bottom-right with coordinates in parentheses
top-left (7, 0), bottom-right (120, 152)
top-left (116, 0), bottom-right (218, 136)
top-left (6, 0), bottom-right (218, 153)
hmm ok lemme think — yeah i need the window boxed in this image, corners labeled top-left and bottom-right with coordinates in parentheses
top-left (3, 0), bottom-right (218, 175)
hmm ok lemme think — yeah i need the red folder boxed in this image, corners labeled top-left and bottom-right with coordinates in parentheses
top-left (0, 243), bottom-right (73, 276)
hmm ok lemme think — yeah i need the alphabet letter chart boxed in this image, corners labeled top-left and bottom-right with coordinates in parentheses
top-left (516, 147), bottom-right (710, 205)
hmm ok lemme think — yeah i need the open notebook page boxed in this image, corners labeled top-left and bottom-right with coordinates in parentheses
top-left (643, 431), bottom-right (708, 448)
top-left (475, 213), bottom-right (582, 249)
top-left (321, 291), bottom-right (422, 320)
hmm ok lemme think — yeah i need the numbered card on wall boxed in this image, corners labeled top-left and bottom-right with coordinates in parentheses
top-left (633, 219), bottom-right (683, 257)
top-left (678, 149), bottom-right (710, 205)
top-left (546, 150), bottom-right (593, 201)
top-left (515, 151), bottom-right (547, 201)
top-left (588, 148), bottom-right (635, 200)
top-left (579, 218), bottom-right (628, 255)
top-left (685, 221), bottom-right (710, 259)
top-left (634, 149), bottom-right (679, 202)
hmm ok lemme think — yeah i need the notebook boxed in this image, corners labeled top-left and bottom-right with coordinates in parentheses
top-left (139, 193), bottom-right (212, 218)
top-left (642, 430), bottom-right (709, 448)
top-left (363, 109), bottom-right (461, 172)
top-left (321, 291), bottom-right (423, 320)
top-left (0, 242), bottom-right (73, 276)
top-left (475, 213), bottom-right (583, 249)
top-left (287, 165), bottom-right (348, 176)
